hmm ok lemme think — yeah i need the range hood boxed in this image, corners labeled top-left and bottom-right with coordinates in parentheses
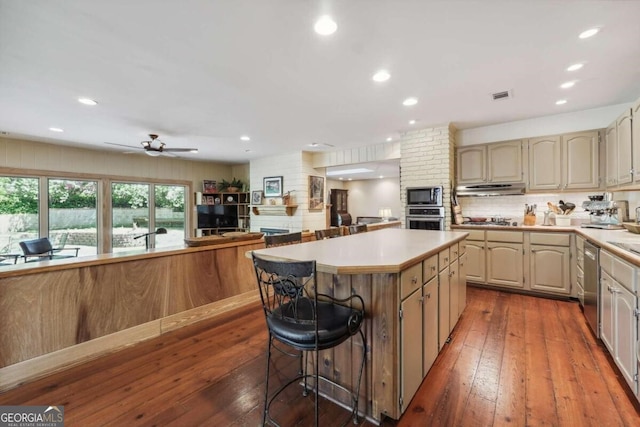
top-left (456, 183), bottom-right (526, 196)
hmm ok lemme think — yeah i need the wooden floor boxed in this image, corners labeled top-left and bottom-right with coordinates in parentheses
top-left (1, 287), bottom-right (639, 426)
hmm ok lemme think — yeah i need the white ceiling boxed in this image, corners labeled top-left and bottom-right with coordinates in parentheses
top-left (1, 1), bottom-right (640, 170)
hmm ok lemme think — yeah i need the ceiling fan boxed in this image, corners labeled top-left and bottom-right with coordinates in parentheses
top-left (105, 134), bottom-right (198, 157)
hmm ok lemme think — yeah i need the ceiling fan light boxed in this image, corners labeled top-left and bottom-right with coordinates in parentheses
top-left (145, 150), bottom-right (160, 157)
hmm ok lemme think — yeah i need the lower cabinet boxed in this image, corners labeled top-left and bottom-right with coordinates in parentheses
top-left (529, 245), bottom-right (571, 294)
top-left (599, 250), bottom-right (638, 395)
top-left (486, 241), bottom-right (524, 289)
top-left (399, 239), bottom-right (467, 413)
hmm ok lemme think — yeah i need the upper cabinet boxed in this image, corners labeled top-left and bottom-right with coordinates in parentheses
top-left (528, 130), bottom-right (599, 191)
top-left (633, 99), bottom-right (640, 185)
top-left (606, 108), bottom-right (633, 187)
top-left (457, 140), bottom-right (523, 185)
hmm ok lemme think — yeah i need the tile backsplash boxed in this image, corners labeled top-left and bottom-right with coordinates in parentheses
top-left (458, 190), bottom-right (640, 225)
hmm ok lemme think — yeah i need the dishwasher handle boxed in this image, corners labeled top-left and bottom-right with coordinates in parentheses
top-left (584, 249), bottom-right (596, 260)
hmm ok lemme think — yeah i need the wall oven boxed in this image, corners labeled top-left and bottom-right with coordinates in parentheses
top-left (406, 206), bottom-right (445, 231)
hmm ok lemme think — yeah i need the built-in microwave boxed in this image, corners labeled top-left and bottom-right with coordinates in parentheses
top-left (406, 186), bottom-right (443, 207)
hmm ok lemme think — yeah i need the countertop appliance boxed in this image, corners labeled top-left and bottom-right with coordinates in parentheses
top-left (406, 186), bottom-right (443, 206)
top-left (583, 241), bottom-right (600, 337)
top-left (580, 199), bottom-right (628, 230)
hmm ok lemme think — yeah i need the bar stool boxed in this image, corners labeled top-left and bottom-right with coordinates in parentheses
top-left (252, 252), bottom-right (366, 426)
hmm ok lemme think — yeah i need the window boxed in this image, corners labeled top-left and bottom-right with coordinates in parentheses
top-left (112, 182), bottom-right (150, 252)
top-left (48, 179), bottom-right (98, 256)
top-left (0, 177), bottom-right (39, 257)
top-left (154, 185), bottom-right (186, 248)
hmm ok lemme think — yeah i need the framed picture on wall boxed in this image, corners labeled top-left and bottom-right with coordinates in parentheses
top-left (252, 190), bottom-right (263, 205)
top-left (263, 176), bottom-right (283, 197)
top-left (308, 175), bottom-right (324, 210)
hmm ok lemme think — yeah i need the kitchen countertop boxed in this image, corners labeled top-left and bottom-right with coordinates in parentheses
top-left (452, 223), bottom-right (640, 267)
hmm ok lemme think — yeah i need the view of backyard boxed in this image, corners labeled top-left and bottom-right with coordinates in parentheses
top-left (0, 177), bottom-right (187, 264)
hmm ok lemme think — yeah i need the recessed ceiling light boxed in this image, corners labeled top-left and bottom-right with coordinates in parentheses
top-left (403, 97), bottom-right (418, 106)
top-left (567, 63), bottom-right (584, 72)
top-left (348, 178), bottom-right (353, 181)
top-left (579, 28), bottom-right (600, 39)
top-left (386, 137), bottom-right (392, 142)
top-left (372, 70), bottom-right (390, 82)
top-left (339, 177), bottom-right (344, 180)
top-left (560, 81), bottom-right (576, 89)
top-left (409, 120), bottom-right (416, 125)
top-left (556, 99), bottom-right (567, 105)
top-left (379, 175), bottom-right (384, 179)
top-left (314, 15), bottom-right (337, 35)
top-left (49, 127), bottom-right (64, 132)
top-left (78, 97), bottom-right (97, 106)
top-left (240, 135), bottom-right (250, 141)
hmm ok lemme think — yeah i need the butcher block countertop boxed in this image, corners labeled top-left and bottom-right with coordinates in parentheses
top-left (250, 228), bottom-right (468, 274)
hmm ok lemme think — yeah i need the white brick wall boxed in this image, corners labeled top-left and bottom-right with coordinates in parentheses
top-left (400, 124), bottom-right (456, 229)
top-left (249, 151), bottom-right (326, 233)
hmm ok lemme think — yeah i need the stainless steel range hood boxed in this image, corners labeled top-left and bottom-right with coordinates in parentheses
top-left (456, 183), bottom-right (526, 196)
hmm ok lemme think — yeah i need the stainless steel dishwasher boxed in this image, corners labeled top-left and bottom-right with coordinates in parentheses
top-left (583, 241), bottom-right (600, 337)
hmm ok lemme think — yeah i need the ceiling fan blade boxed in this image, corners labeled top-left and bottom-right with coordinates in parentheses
top-left (158, 151), bottom-right (176, 157)
top-left (162, 148), bottom-right (198, 152)
top-left (104, 141), bottom-right (142, 150)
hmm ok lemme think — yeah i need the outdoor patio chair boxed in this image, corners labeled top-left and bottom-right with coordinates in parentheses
top-left (19, 237), bottom-right (80, 262)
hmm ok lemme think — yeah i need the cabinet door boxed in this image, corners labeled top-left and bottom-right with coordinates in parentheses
top-left (458, 252), bottom-right (467, 317)
top-left (449, 260), bottom-right (459, 332)
top-left (457, 146), bottom-right (486, 184)
top-left (487, 140), bottom-right (523, 183)
top-left (486, 242), bottom-right (524, 288)
top-left (438, 266), bottom-right (450, 350)
top-left (606, 123), bottom-right (617, 187)
top-left (616, 110), bottom-right (633, 185)
top-left (529, 245), bottom-right (571, 295)
top-left (528, 135), bottom-right (562, 190)
top-left (465, 241), bottom-right (486, 283)
top-left (422, 277), bottom-right (439, 375)
top-left (400, 288), bottom-right (423, 411)
top-left (564, 131), bottom-right (600, 190)
top-left (600, 271), bottom-right (614, 353)
top-left (633, 99), bottom-right (640, 184)
top-left (614, 284), bottom-right (638, 393)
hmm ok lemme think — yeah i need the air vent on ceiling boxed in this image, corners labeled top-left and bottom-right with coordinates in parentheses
top-left (491, 90), bottom-right (512, 101)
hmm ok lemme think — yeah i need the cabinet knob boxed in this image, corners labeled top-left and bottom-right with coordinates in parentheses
top-left (411, 276), bottom-right (418, 284)
top-left (431, 265), bottom-right (436, 271)
top-left (425, 292), bottom-right (431, 299)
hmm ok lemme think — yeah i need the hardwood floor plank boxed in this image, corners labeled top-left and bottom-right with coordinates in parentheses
top-left (523, 296), bottom-right (558, 425)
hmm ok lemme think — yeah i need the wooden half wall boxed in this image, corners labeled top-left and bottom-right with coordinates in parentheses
top-left (0, 239), bottom-right (265, 391)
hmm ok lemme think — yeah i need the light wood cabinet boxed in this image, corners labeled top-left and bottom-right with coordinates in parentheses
top-left (529, 232), bottom-right (571, 295)
top-left (438, 265), bottom-right (451, 349)
top-left (422, 276), bottom-right (439, 375)
top-left (400, 286), bottom-right (423, 412)
top-left (530, 245), bottom-right (571, 295)
top-left (465, 234), bottom-right (486, 283)
top-left (616, 110), bottom-right (633, 186)
top-left (529, 131), bottom-right (599, 191)
top-left (457, 140), bottom-right (523, 185)
top-left (633, 99), bottom-right (640, 184)
top-left (458, 249), bottom-right (467, 317)
top-left (599, 250), bottom-right (638, 394)
top-left (487, 241), bottom-right (524, 288)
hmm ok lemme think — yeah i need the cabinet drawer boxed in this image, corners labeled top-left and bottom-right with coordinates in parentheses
top-left (576, 235), bottom-right (585, 252)
top-left (613, 256), bottom-right (636, 293)
top-left (438, 247), bottom-right (451, 271)
top-left (450, 243), bottom-right (460, 261)
top-left (459, 239), bottom-right (467, 255)
top-left (466, 229), bottom-right (485, 241)
top-left (486, 230), bottom-right (523, 243)
top-left (423, 255), bottom-right (438, 283)
top-left (530, 232), bottom-right (570, 246)
top-left (576, 264), bottom-right (584, 286)
top-left (401, 262), bottom-right (423, 300)
top-left (600, 250), bottom-right (614, 276)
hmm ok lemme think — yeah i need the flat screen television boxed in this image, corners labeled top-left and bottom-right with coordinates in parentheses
top-left (197, 204), bottom-right (238, 228)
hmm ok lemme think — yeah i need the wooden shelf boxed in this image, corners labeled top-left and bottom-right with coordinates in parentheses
top-left (252, 205), bottom-right (298, 216)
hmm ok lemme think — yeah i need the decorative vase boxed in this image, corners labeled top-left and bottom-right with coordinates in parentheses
top-left (227, 187), bottom-right (239, 192)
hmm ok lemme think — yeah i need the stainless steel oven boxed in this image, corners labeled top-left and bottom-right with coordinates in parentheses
top-left (406, 206), bottom-right (445, 231)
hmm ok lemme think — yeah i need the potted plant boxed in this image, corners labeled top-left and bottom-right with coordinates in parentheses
top-left (218, 178), bottom-right (244, 192)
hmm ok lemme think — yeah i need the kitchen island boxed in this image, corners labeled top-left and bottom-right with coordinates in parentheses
top-left (251, 228), bottom-right (469, 422)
